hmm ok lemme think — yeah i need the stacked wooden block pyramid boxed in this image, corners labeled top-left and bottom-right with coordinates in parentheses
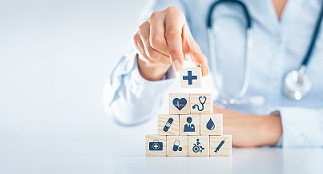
top-left (146, 67), bottom-right (232, 157)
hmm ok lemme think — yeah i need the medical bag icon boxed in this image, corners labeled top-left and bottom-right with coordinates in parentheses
top-left (145, 67), bottom-right (231, 157)
top-left (149, 140), bottom-right (163, 151)
top-left (192, 139), bottom-right (204, 153)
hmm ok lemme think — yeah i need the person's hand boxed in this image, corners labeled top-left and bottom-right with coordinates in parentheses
top-left (213, 106), bottom-right (282, 147)
top-left (133, 6), bottom-right (209, 81)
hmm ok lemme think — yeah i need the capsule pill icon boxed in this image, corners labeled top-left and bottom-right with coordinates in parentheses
top-left (163, 117), bottom-right (173, 132)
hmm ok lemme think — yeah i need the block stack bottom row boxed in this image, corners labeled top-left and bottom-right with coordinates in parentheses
top-left (145, 67), bottom-right (232, 157)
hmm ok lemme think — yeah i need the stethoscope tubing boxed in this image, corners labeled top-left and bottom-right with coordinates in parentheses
top-left (207, 0), bottom-right (323, 104)
top-left (207, 0), bottom-right (253, 104)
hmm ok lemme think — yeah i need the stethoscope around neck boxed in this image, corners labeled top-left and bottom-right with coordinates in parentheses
top-left (206, 0), bottom-right (323, 106)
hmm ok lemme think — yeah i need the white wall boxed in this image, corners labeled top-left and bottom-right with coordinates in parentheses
top-left (0, 0), bottom-right (156, 156)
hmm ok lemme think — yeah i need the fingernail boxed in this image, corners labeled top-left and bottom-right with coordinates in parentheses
top-left (172, 59), bottom-right (181, 71)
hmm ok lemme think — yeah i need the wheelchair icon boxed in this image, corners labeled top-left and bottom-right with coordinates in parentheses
top-left (192, 139), bottom-right (204, 153)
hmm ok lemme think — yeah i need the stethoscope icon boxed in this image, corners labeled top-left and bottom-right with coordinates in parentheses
top-left (192, 96), bottom-right (207, 111)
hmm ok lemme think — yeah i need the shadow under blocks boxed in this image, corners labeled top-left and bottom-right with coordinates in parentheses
top-left (146, 67), bottom-right (232, 157)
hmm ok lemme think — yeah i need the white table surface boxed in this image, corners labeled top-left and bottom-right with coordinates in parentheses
top-left (1, 142), bottom-right (323, 174)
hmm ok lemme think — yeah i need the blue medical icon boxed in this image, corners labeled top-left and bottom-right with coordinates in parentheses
top-left (206, 118), bottom-right (216, 130)
top-left (192, 96), bottom-right (207, 111)
top-left (214, 138), bottom-right (226, 153)
top-left (184, 117), bottom-right (195, 132)
top-left (163, 117), bottom-right (173, 132)
top-left (183, 70), bottom-right (197, 85)
top-left (172, 140), bottom-right (182, 152)
top-left (172, 98), bottom-right (187, 110)
top-left (149, 140), bottom-right (163, 151)
top-left (192, 139), bottom-right (204, 153)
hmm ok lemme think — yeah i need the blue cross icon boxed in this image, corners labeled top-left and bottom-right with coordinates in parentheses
top-left (183, 71), bottom-right (197, 85)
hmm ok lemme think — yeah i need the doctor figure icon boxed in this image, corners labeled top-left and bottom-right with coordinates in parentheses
top-left (184, 117), bottom-right (195, 132)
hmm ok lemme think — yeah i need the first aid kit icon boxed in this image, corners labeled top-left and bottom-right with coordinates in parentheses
top-left (149, 140), bottom-right (163, 151)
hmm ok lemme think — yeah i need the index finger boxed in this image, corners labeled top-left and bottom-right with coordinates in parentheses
top-left (164, 8), bottom-right (185, 72)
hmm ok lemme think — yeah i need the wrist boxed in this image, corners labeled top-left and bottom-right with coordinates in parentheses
top-left (260, 114), bottom-right (282, 146)
top-left (136, 54), bottom-right (170, 81)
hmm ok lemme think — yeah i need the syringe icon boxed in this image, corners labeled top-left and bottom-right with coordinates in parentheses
top-left (214, 138), bottom-right (226, 153)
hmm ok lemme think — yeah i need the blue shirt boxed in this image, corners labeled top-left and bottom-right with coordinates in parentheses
top-left (104, 0), bottom-right (323, 147)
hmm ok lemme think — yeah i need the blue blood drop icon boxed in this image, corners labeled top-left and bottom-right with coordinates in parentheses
top-left (206, 118), bottom-right (215, 130)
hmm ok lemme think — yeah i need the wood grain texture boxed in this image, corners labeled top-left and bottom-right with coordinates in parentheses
top-left (158, 114), bottom-right (180, 135)
top-left (145, 135), bottom-right (167, 157)
top-left (190, 93), bottom-right (213, 114)
top-left (179, 114), bottom-right (200, 135)
top-left (209, 135), bottom-right (232, 157)
top-left (188, 136), bottom-right (209, 157)
top-left (166, 136), bottom-right (188, 157)
top-left (180, 67), bottom-right (202, 88)
top-left (200, 114), bottom-right (223, 135)
top-left (169, 93), bottom-right (190, 114)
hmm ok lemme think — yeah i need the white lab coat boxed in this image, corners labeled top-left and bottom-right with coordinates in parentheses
top-left (104, 0), bottom-right (323, 147)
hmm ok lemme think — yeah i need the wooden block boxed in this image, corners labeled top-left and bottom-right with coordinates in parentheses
top-left (158, 114), bottom-right (179, 135)
top-left (180, 67), bottom-right (201, 88)
top-left (166, 136), bottom-right (188, 157)
top-left (169, 93), bottom-right (190, 114)
top-left (145, 135), bottom-right (167, 157)
top-left (209, 135), bottom-right (232, 157)
top-left (190, 93), bottom-right (213, 114)
top-left (188, 136), bottom-right (209, 157)
top-left (179, 114), bottom-right (200, 135)
top-left (200, 114), bottom-right (223, 135)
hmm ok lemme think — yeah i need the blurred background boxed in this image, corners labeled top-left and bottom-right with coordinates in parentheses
top-left (0, 0), bottom-right (156, 163)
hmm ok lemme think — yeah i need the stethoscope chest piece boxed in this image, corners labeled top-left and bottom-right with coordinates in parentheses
top-left (283, 68), bottom-right (312, 100)
top-left (207, 0), bottom-right (322, 103)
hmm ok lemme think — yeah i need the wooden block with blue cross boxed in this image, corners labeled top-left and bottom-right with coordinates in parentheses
top-left (180, 67), bottom-right (202, 88)
top-left (169, 93), bottom-right (190, 114)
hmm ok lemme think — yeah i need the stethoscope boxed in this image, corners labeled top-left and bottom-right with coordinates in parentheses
top-left (192, 96), bottom-right (207, 111)
top-left (207, 0), bottom-right (323, 105)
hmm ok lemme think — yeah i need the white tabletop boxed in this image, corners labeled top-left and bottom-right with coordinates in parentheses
top-left (1, 143), bottom-right (323, 174)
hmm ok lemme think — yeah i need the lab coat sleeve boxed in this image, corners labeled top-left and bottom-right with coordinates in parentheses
top-left (103, 51), bottom-right (176, 126)
top-left (270, 107), bottom-right (323, 147)
top-left (103, 0), bottom-right (189, 126)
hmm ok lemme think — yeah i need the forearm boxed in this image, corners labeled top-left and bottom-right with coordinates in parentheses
top-left (214, 106), bottom-right (282, 147)
top-left (137, 54), bottom-right (170, 81)
top-left (104, 53), bottom-right (176, 125)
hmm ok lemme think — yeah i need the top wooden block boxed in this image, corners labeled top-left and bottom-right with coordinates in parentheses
top-left (180, 67), bottom-right (202, 88)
